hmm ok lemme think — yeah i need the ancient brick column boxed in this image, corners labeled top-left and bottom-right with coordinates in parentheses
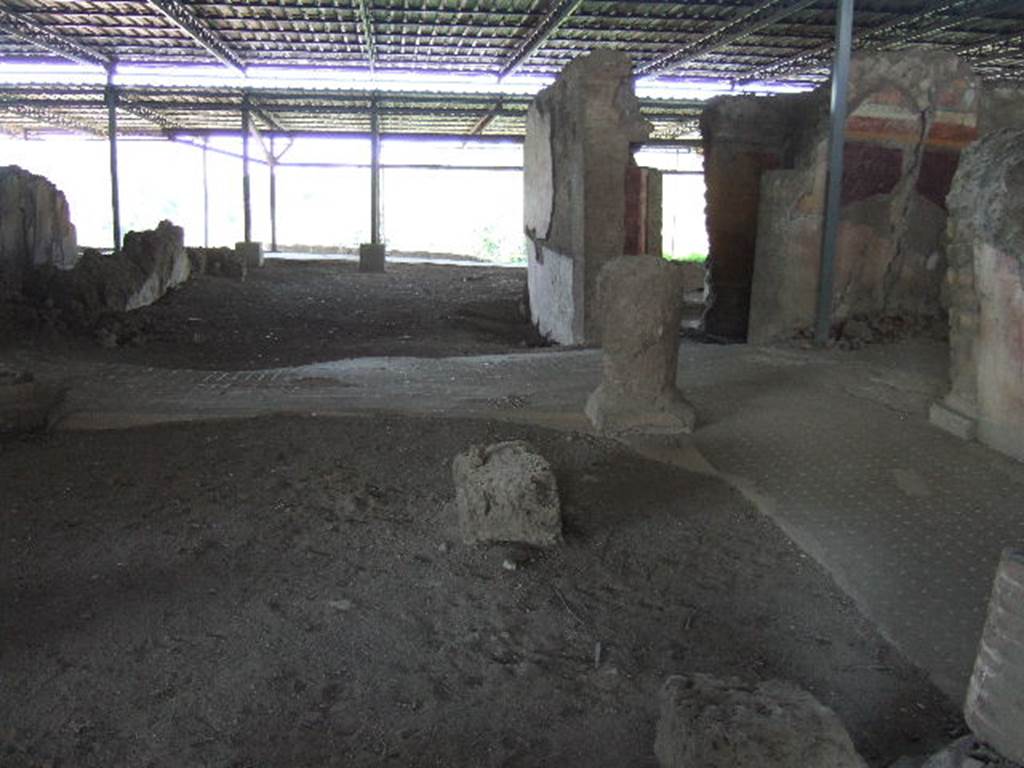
top-left (585, 255), bottom-right (696, 435)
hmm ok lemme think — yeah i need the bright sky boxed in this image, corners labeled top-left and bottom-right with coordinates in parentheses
top-left (1, 132), bottom-right (708, 259)
top-left (0, 61), bottom-right (816, 99)
top-left (0, 61), bottom-right (726, 256)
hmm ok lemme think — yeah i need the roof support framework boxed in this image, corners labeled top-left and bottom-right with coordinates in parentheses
top-left (637, 0), bottom-right (820, 77)
top-left (0, 7), bottom-right (110, 68)
top-left (499, 0), bottom-right (583, 78)
top-left (145, 0), bottom-right (245, 71)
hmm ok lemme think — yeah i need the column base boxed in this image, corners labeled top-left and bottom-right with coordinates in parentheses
top-left (235, 241), bottom-right (264, 268)
top-left (585, 385), bottom-right (697, 437)
top-left (929, 396), bottom-right (977, 441)
top-left (359, 243), bottom-right (386, 273)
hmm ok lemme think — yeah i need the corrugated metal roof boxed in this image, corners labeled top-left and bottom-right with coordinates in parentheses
top-left (0, 81), bottom-right (706, 138)
top-left (0, 0), bottom-right (1021, 137)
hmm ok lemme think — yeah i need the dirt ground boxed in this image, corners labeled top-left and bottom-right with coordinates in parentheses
top-left (3, 260), bottom-right (542, 371)
top-left (1, 414), bottom-right (959, 768)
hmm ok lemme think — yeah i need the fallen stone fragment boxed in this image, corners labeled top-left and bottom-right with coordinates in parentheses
top-left (0, 369), bottom-right (66, 434)
top-left (120, 220), bottom-right (191, 310)
top-left (43, 220), bottom-right (190, 324)
top-left (655, 673), bottom-right (867, 768)
top-left (888, 757), bottom-right (924, 768)
top-left (451, 440), bottom-right (562, 547)
top-left (918, 735), bottom-right (1022, 768)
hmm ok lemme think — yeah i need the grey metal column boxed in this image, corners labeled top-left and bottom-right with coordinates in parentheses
top-left (202, 137), bottom-right (210, 247)
top-left (241, 94), bottom-right (252, 243)
top-left (370, 95), bottom-right (381, 246)
top-left (814, 0), bottom-right (855, 345)
top-left (269, 136), bottom-right (278, 252)
top-left (105, 70), bottom-right (121, 252)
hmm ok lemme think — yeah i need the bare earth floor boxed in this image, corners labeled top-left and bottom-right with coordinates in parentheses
top-left (3, 260), bottom-right (539, 370)
top-left (1, 415), bottom-right (958, 768)
top-left (4, 263), bottom-right (1022, 767)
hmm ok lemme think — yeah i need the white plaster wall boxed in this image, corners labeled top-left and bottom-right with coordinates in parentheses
top-left (524, 104), bottom-right (554, 242)
top-left (528, 243), bottom-right (577, 345)
top-left (975, 243), bottom-right (1024, 462)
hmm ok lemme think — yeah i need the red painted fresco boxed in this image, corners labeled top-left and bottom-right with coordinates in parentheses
top-left (916, 150), bottom-right (962, 209)
top-left (841, 143), bottom-right (904, 205)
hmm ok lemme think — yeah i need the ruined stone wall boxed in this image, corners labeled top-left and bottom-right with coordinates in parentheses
top-left (979, 84), bottom-right (1024, 134)
top-left (524, 49), bottom-right (650, 345)
top-left (932, 129), bottom-right (1024, 462)
top-left (699, 93), bottom-right (819, 339)
top-left (644, 170), bottom-right (663, 259)
top-left (624, 162), bottom-right (663, 258)
top-left (39, 220), bottom-right (190, 325)
top-left (0, 166), bottom-right (78, 299)
top-left (746, 51), bottom-right (980, 343)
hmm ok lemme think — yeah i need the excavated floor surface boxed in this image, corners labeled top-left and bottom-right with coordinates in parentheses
top-left (1, 259), bottom-right (541, 370)
top-left (2, 414), bottom-right (958, 768)
top-left (3, 263), bottom-right (1023, 767)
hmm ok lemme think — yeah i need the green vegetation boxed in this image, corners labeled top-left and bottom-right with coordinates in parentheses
top-left (473, 224), bottom-right (528, 264)
top-left (663, 251), bottom-right (707, 263)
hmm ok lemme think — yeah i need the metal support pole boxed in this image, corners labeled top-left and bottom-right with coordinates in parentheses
top-left (269, 136), bottom-right (278, 252)
top-left (814, 0), bottom-right (855, 345)
top-left (202, 137), bottom-right (210, 248)
top-left (370, 96), bottom-right (381, 246)
top-left (241, 95), bottom-right (252, 243)
top-left (105, 72), bottom-right (121, 252)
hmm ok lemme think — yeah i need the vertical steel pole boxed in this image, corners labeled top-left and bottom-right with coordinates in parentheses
top-left (242, 95), bottom-right (252, 243)
top-left (202, 137), bottom-right (210, 247)
top-left (105, 70), bottom-right (121, 252)
top-left (370, 95), bottom-right (381, 246)
top-left (269, 136), bottom-right (278, 252)
top-left (814, 0), bottom-right (855, 345)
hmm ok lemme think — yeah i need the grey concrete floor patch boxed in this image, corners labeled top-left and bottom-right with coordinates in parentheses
top-left (687, 344), bottom-right (1024, 701)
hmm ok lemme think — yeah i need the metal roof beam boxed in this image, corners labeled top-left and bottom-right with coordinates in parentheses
top-left (0, 7), bottom-right (111, 68)
top-left (499, 0), bottom-right (583, 78)
top-left (250, 103), bottom-right (284, 132)
top-left (355, 0), bottom-right (377, 70)
top-left (737, 0), bottom-right (964, 82)
top-left (887, 0), bottom-right (1024, 50)
top-left (172, 135), bottom-right (270, 164)
top-left (244, 104), bottom-right (276, 163)
top-left (637, 0), bottom-right (820, 77)
top-left (470, 99), bottom-right (503, 135)
top-left (0, 104), bottom-right (104, 136)
top-left (144, 0), bottom-right (245, 72)
top-left (738, 0), bottom-right (1017, 82)
top-left (118, 98), bottom-right (181, 133)
top-left (960, 28), bottom-right (1024, 60)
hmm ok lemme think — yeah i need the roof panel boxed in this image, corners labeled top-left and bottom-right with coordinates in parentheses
top-left (1, 0), bottom-right (1022, 136)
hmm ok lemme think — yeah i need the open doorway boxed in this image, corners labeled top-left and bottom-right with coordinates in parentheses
top-left (636, 146), bottom-right (708, 330)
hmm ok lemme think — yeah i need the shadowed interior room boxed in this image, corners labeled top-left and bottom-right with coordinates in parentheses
top-left (2, 1), bottom-right (1024, 766)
